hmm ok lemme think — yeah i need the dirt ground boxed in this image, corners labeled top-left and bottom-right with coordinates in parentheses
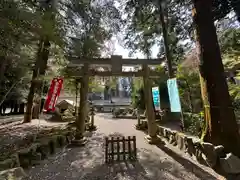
top-left (0, 117), bottom-right (68, 160)
top-left (22, 113), bottom-right (224, 180)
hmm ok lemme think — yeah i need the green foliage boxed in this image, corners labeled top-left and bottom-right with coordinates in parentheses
top-left (176, 65), bottom-right (202, 113)
top-left (0, 1), bottom-right (36, 101)
top-left (123, 0), bottom-right (240, 62)
top-left (131, 66), bottom-right (169, 110)
top-left (183, 112), bottom-right (204, 136)
top-left (132, 86), bottom-right (145, 110)
top-left (220, 28), bottom-right (240, 52)
top-left (108, 77), bottom-right (118, 90)
top-left (0, 0), bottom-right (65, 102)
top-left (123, 0), bottom-right (188, 65)
top-left (49, 0), bottom-right (122, 94)
top-left (219, 28), bottom-right (240, 120)
top-left (89, 77), bottom-right (104, 93)
top-left (0, 0), bottom-right (122, 103)
top-left (131, 78), bottom-right (142, 109)
top-left (219, 28), bottom-right (240, 71)
top-left (229, 83), bottom-right (240, 120)
top-left (0, 59), bottom-right (32, 101)
top-left (90, 84), bottom-right (104, 93)
top-left (229, 83), bottom-right (240, 100)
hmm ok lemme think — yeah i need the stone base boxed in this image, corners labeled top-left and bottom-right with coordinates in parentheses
top-left (135, 124), bottom-right (141, 130)
top-left (70, 137), bottom-right (87, 146)
top-left (88, 125), bottom-right (97, 131)
top-left (145, 135), bottom-right (160, 145)
top-left (135, 124), bottom-right (147, 130)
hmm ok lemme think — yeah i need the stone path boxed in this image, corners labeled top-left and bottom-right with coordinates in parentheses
top-left (24, 114), bottom-right (224, 180)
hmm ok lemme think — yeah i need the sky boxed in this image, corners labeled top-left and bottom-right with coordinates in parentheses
top-left (114, 41), bottom-right (160, 59)
top-left (111, 1), bottom-right (163, 60)
top-left (106, 36), bottom-right (162, 71)
top-left (111, 10), bottom-right (239, 60)
top-left (109, 36), bottom-right (160, 59)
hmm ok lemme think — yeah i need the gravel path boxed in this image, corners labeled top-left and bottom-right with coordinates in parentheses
top-left (24, 114), bottom-right (224, 180)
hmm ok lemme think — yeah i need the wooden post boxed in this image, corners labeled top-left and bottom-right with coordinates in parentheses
top-left (143, 64), bottom-right (158, 143)
top-left (111, 137), bottom-right (114, 162)
top-left (122, 136), bottom-right (126, 161)
top-left (88, 103), bottom-right (96, 131)
top-left (117, 137), bottom-right (120, 161)
top-left (127, 136), bottom-right (131, 160)
top-left (137, 108), bottom-right (141, 126)
top-left (91, 108), bottom-right (94, 127)
top-left (133, 136), bottom-right (137, 160)
top-left (104, 135), bottom-right (137, 163)
top-left (105, 137), bottom-right (108, 163)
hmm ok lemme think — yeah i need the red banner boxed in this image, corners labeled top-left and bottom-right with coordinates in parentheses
top-left (44, 77), bottom-right (63, 112)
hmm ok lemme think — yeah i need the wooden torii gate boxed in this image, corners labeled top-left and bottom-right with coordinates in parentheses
top-left (67, 55), bottom-right (164, 144)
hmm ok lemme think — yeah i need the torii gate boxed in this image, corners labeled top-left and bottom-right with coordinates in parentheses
top-left (67, 55), bottom-right (164, 144)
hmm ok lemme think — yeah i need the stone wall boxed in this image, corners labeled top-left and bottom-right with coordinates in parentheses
top-left (0, 128), bottom-right (74, 179)
top-left (157, 125), bottom-right (240, 179)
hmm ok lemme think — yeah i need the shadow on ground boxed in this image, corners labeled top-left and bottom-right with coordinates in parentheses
top-left (96, 113), bottom-right (137, 121)
top-left (155, 143), bottom-right (217, 180)
top-left (24, 131), bottom-right (219, 180)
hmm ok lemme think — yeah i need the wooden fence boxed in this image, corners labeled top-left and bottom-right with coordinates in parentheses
top-left (105, 136), bottom-right (137, 163)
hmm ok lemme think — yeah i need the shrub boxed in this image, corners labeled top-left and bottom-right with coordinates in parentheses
top-left (183, 112), bottom-right (204, 137)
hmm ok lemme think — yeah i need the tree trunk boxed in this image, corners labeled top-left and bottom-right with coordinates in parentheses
top-left (39, 39), bottom-right (50, 75)
top-left (23, 40), bottom-right (44, 123)
top-left (192, 0), bottom-right (240, 156)
top-left (0, 55), bottom-right (7, 104)
top-left (24, 0), bottom-right (56, 122)
top-left (24, 73), bottom-right (37, 123)
top-left (0, 56), bottom-right (7, 88)
top-left (159, 2), bottom-right (173, 78)
top-left (75, 64), bottom-right (89, 140)
top-left (36, 38), bottom-right (51, 114)
top-left (185, 80), bottom-right (194, 112)
top-left (143, 64), bottom-right (157, 138)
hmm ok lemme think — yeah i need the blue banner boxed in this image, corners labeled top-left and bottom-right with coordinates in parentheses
top-left (167, 78), bottom-right (182, 112)
top-left (152, 87), bottom-right (161, 111)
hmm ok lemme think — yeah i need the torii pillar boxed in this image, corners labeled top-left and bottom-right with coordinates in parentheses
top-left (143, 64), bottom-right (158, 144)
top-left (72, 63), bottom-right (89, 145)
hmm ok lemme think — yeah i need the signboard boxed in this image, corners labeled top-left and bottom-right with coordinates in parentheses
top-left (44, 77), bottom-right (63, 112)
top-left (167, 78), bottom-right (181, 112)
top-left (152, 86), bottom-right (161, 111)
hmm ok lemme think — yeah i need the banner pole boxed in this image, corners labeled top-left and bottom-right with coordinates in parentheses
top-left (180, 111), bottom-right (184, 132)
top-left (37, 80), bottom-right (46, 135)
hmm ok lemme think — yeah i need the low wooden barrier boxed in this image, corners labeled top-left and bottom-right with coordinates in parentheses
top-left (105, 136), bottom-right (137, 163)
